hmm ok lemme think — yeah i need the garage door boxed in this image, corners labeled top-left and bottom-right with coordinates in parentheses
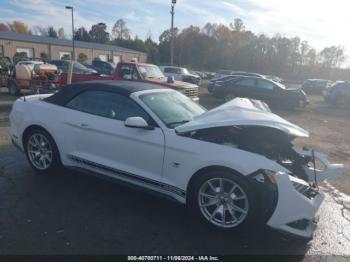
top-left (113, 55), bottom-right (121, 64)
top-left (59, 51), bottom-right (72, 60)
top-left (99, 55), bottom-right (108, 61)
top-left (16, 47), bottom-right (34, 58)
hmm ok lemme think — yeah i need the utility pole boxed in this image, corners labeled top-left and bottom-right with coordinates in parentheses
top-left (170, 0), bottom-right (176, 65)
top-left (65, 6), bottom-right (75, 61)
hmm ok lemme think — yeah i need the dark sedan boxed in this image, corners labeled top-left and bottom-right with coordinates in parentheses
top-left (211, 76), bottom-right (309, 109)
top-left (302, 79), bottom-right (333, 94)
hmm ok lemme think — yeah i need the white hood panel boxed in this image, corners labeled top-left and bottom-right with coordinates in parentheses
top-left (175, 98), bottom-right (309, 137)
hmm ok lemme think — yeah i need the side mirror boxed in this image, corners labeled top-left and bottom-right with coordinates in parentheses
top-left (125, 117), bottom-right (153, 130)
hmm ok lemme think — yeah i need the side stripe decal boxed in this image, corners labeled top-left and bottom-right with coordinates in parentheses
top-left (69, 155), bottom-right (186, 197)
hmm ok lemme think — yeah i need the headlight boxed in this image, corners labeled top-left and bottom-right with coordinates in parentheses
top-left (252, 169), bottom-right (277, 184)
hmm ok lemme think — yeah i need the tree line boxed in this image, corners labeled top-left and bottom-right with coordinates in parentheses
top-left (1, 19), bottom-right (349, 81)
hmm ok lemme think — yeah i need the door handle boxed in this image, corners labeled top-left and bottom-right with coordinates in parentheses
top-left (80, 123), bottom-right (89, 128)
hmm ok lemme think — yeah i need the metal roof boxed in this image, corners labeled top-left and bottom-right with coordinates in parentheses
top-left (0, 31), bottom-right (145, 55)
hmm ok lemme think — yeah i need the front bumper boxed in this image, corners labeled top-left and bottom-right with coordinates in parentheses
top-left (267, 173), bottom-right (324, 239)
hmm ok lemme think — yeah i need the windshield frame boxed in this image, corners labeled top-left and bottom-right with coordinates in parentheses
top-left (136, 90), bottom-right (206, 129)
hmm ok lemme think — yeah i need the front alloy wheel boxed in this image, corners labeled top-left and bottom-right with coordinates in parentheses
top-left (188, 170), bottom-right (256, 232)
top-left (198, 178), bottom-right (249, 228)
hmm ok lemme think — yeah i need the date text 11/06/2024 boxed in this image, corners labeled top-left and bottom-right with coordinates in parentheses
top-left (127, 256), bottom-right (220, 261)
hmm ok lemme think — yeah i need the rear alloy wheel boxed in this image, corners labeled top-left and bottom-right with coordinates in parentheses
top-left (189, 170), bottom-right (256, 232)
top-left (225, 93), bottom-right (236, 102)
top-left (24, 129), bottom-right (62, 174)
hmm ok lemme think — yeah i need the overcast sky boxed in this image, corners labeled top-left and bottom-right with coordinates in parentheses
top-left (0, 0), bottom-right (349, 56)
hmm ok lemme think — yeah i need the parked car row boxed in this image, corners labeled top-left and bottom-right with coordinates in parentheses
top-left (1, 58), bottom-right (200, 101)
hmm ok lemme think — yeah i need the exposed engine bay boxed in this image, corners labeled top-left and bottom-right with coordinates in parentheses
top-left (183, 125), bottom-right (312, 182)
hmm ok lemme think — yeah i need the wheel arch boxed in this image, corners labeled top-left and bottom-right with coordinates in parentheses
top-left (22, 124), bottom-right (54, 150)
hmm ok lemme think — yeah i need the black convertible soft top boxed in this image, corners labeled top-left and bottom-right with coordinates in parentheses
top-left (45, 80), bottom-right (165, 106)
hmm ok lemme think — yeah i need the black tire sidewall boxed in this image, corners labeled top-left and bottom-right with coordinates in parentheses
top-left (188, 170), bottom-right (258, 232)
top-left (24, 128), bottom-right (61, 174)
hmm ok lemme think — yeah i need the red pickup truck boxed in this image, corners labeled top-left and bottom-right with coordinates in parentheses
top-left (58, 62), bottom-right (199, 101)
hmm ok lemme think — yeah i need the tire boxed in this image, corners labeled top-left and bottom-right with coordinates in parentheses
top-left (188, 169), bottom-right (258, 232)
top-left (8, 82), bottom-right (20, 96)
top-left (225, 93), bottom-right (236, 102)
top-left (24, 128), bottom-right (62, 175)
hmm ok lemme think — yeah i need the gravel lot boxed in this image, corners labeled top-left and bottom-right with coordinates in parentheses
top-left (0, 85), bottom-right (350, 257)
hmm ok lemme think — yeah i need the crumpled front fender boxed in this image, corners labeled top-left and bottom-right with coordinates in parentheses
top-left (297, 148), bottom-right (344, 182)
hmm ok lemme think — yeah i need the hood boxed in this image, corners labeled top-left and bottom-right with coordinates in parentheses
top-left (149, 78), bottom-right (198, 89)
top-left (175, 98), bottom-right (309, 137)
top-left (170, 80), bottom-right (198, 89)
top-left (185, 73), bottom-right (200, 78)
top-left (285, 87), bottom-right (302, 92)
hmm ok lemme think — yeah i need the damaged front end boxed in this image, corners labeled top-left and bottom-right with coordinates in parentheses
top-left (180, 125), bottom-right (344, 238)
top-left (176, 98), bottom-right (344, 238)
top-left (176, 98), bottom-right (344, 185)
top-left (182, 125), bottom-right (343, 184)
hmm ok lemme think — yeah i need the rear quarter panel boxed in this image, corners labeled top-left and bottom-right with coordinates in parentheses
top-left (10, 99), bottom-right (74, 165)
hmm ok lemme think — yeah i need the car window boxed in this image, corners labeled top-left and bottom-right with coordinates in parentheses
top-left (164, 67), bottom-right (180, 74)
top-left (256, 80), bottom-right (274, 90)
top-left (65, 91), bottom-right (153, 123)
top-left (164, 67), bottom-right (173, 73)
top-left (236, 78), bottom-right (255, 87)
top-left (119, 65), bottom-right (138, 80)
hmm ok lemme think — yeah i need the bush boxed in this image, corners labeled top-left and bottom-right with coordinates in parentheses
top-left (78, 53), bottom-right (88, 64)
top-left (13, 52), bottom-right (28, 64)
top-left (40, 52), bottom-right (49, 61)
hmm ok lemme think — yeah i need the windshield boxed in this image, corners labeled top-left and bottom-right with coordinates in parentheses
top-left (73, 62), bottom-right (89, 71)
top-left (181, 68), bottom-right (190, 74)
top-left (138, 65), bottom-right (165, 79)
top-left (140, 91), bottom-right (206, 128)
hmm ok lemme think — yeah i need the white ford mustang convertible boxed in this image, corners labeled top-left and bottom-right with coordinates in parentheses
top-left (10, 81), bottom-right (344, 239)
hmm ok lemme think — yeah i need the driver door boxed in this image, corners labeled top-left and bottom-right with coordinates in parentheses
top-left (64, 90), bottom-right (165, 182)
